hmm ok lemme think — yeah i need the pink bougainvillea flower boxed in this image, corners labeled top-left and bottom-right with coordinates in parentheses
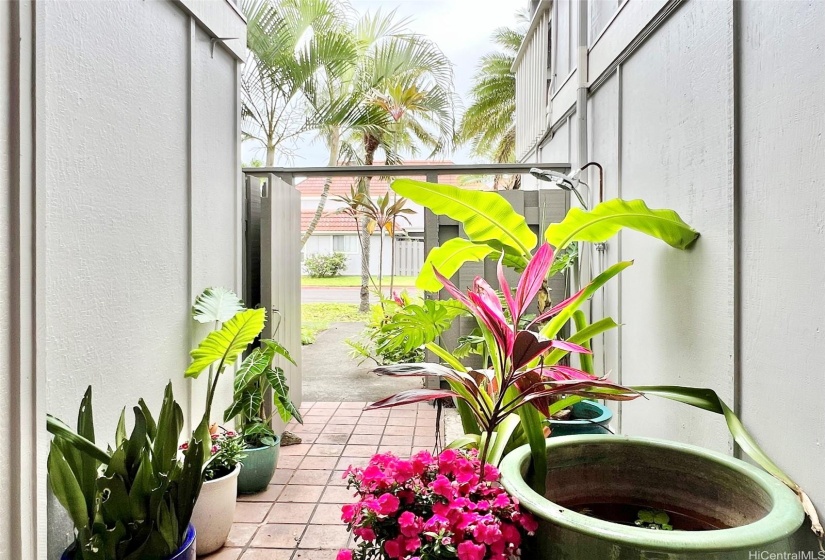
top-left (457, 540), bottom-right (487, 560)
top-left (376, 492), bottom-right (400, 515)
top-left (335, 550), bottom-right (352, 560)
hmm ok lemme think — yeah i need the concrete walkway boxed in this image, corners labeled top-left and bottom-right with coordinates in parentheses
top-left (302, 287), bottom-right (419, 304)
top-left (300, 322), bottom-right (423, 402)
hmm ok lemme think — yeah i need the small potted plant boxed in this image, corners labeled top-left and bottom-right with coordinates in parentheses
top-left (47, 383), bottom-right (205, 560)
top-left (224, 336), bottom-right (303, 494)
top-left (337, 449), bottom-right (538, 560)
top-left (188, 426), bottom-right (247, 555)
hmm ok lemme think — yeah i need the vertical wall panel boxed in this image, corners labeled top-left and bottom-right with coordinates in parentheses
top-left (739, 1), bottom-right (825, 510)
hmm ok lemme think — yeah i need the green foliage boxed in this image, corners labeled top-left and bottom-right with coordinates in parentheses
top-left (635, 509), bottom-right (673, 531)
top-left (225, 339), bottom-right (303, 448)
top-left (203, 429), bottom-right (246, 481)
top-left (47, 383), bottom-right (206, 560)
top-left (545, 199), bottom-right (700, 251)
top-left (186, 308), bottom-right (267, 378)
top-left (416, 238), bottom-right (494, 292)
top-left (303, 252), bottom-right (349, 278)
top-left (192, 287), bottom-right (245, 324)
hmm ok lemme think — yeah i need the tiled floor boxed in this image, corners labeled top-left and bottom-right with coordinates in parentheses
top-left (202, 400), bottom-right (442, 559)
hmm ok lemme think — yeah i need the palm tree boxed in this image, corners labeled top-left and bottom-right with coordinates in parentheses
top-left (318, 10), bottom-right (458, 311)
top-left (459, 10), bottom-right (530, 187)
top-left (241, 0), bottom-right (353, 166)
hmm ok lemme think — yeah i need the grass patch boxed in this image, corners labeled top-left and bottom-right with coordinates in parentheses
top-left (301, 275), bottom-right (417, 287)
top-left (301, 303), bottom-right (367, 345)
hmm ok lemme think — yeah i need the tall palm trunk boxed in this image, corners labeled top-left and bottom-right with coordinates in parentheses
top-left (359, 133), bottom-right (380, 312)
top-left (301, 127), bottom-right (340, 246)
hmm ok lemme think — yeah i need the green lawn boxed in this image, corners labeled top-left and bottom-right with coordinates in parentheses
top-left (301, 303), bottom-right (367, 345)
top-left (301, 275), bottom-right (417, 287)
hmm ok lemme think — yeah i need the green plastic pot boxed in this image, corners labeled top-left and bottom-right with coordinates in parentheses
top-left (500, 435), bottom-right (804, 559)
top-left (237, 436), bottom-right (281, 495)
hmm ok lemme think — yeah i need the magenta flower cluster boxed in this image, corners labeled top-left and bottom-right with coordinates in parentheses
top-left (336, 449), bottom-right (538, 560)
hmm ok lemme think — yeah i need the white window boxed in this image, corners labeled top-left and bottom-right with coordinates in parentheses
top-left (333, 235), bottom-right (358, 253)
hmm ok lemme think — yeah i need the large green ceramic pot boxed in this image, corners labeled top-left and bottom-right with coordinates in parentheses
top-left (237, 436), bottom-right (281, 494)
top-left (500, 435), bottom-right (804, 559)
top-left (547, 401), bottom-right (612, 437)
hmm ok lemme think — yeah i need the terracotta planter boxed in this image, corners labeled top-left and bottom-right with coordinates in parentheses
top-left (500, 435), bottom-right (804, 559)
top-left (191, 463), bottom-right (241, 555)
top-left (237, 437), bottom-right (281, 494)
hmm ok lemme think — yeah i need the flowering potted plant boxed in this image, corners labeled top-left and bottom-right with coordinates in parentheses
top-left (337, 449), bottom-right (538, 560)
top-left (224, 335), bottom-right (303, 494)
top-left (188, 426), bottom-right (247, 555)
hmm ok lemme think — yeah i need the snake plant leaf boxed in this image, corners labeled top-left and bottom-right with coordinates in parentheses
top-left (266, 366), bottom-right (303, 424)
top-left (192, 287), bottom-right (245, 324)
top-left (73, 387), bottom-right (99, 515)
top-left (545, 199), bottom-right (700, 250)
top-left (124, 406), bottom-right (147, 479)
top-left (416, 238), bottom-right (495, 292)
top-left (392, 179), bottom-right (537, 257)
top-left (97, 474), bottom-right (132, 525)
top-left (47, 414), bottom-right (110, 465)
top-left (115, 407), bottom-right (127, 448)
top-left (186, 308), bottom-right (266, 378)
top-left (48, 443), bottom-right (90, 531)
top-left (635, 385), bottom-right (823, 537)
top-left (152, 382), bottom-right (183, 475)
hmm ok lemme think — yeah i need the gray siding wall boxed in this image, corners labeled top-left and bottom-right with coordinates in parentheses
top-left (518, 0), bottom-right (825, 518)
top-left (2, 0), bottom-right (246, 555)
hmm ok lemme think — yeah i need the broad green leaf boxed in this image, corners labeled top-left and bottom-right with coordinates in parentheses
top-left (392, 179), bottom-right (537, 257)
top-left (454, 397), bottom-right (482, 436)
top-left (416, 238), bottom-right (494, 292)
top-left (539, 261), bottom-right (632, 340)
top-left (48, 443), bottom-right (90, 532)
top-left (446, 434), bottom-right (480, 450)
top-left (513, 389), bottom-right (547, 496)
top-left (572, 311), bottom-right (594, 374)
top-left (488, 414), bottom-right (521, 466)
top-left (186, 308), bottom-right (266, 378)
top-left (545, 199), bottom-right (700, 250)
top-left (266, 366), bottom-right (302, 423)
top-left (636, 385), bottom-right (823, 536)
top-left (192, 287), bottom-right (245, 324)
top-left (233, 346), bottom-right (274, 395)
top-left (379, 299), bottom-right (466, 353)
top-left (47, 414), bottom-right (110, 465)
top-left (262, 338), bottom-right (297, 366)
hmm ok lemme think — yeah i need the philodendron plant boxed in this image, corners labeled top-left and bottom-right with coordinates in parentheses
top-left (224, 337), bottom-right (303, 448)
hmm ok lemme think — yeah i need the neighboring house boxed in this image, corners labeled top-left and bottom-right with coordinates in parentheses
top-left (514, 0), bottom-right (825, 510)
top-left (298, 161), bottom-right (464, 277)
top-left (3, 1), bottom-right (245, 555)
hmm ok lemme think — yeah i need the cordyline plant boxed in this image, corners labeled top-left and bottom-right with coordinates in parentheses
top-left (369, 243), bottom-right (640, 487)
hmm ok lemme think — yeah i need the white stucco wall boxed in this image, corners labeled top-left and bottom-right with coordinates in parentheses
top-left (3, 0), bottom-right (245, 554)
top-left (519, 0), bottom-right (825, 520)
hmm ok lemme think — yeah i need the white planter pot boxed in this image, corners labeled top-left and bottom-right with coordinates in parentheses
top-left (191, 463), bottom-right (241, 556)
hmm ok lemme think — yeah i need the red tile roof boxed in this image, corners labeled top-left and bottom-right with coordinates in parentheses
top-left (301, 211), bottom-right (362, 233)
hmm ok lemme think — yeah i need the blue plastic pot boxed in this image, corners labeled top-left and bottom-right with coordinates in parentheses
top-left (61, 524), bottom-right (196, 560)
top-left (547, 401), bottom-right (612, 437)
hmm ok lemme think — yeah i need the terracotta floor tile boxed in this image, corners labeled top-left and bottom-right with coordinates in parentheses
top-left (380, 435), bottom-right (412, 446)
top-left (294, 550), bottom-right (343, 560)
top-left (240, 549), bottom-right (294, 560)
top-left (313, 433), bottom-right (350, 444)
top-left (289, 433), bottom-right (317, 444)
top-left (320, 485), bottom-right (357, 504)
top-left (250, 523), bottom-right (305, 548)
top-left (271, 469), bottom-right (294, 485)
top-left (347, 434), bottom-right (380, 445)
top-left (414, 426), bottom-right (437, 437)
top-left (281, 444), bottom-right (312, 456)
top-left (322, 425), bottom-right (354, 434)
top-left (278, 484), bottom-right (325, 503)
top-left (336, 456), bottom-right (369, 470)
top-left (290, 469), bottom-right (332, 485)
top-left (310, 503), bottom-right (346, 525)
top-left (352, 424), bottom-right (384, 435)
top-left (338, 401), bottom-right (366, 409)
top-left (332, 409), bottom-right (362, 417)
top-left (298, 524), bottom-right (350, 549)
top-left (312, 402), bottom-right (340, 409)
top-left (267, 502), bottom-right (317, 524)
top-left (413, 437), bottom-right (437, 449)
top-left (302, 417), bottom-right (330, 425)
top-left (382, 425), bottom-right (414, 436)
top-left (378, 445), bottom-right (411, 456)
top-left (328, 417), bottom-right (358, 426)
top-left (234, 501), bottom-right (273, 523)
top-left (238, 484), bottom-right (284, 502)
top-left (225, 523), bottom-right (259, 548)
top-left (387, 416), bottom-right (415, 426)
top-left (300, 456), bottom-right (339, 470)
top-left (359, 409), bottom-right (389, 418)
top-left (202, 547), bottom-right (242, 560)
top-left (278, 455), bottom-right (304, 469)
top-left (308, 444), bottom-right (345, 456)
top-left (342, 445), bottom-right (377, 457)
top-left (329, 471), bottom-right (350, 486)
top-left (292, 424), bottom-right (323, 434)
top-left (388, 409), bottom-right (417, 417)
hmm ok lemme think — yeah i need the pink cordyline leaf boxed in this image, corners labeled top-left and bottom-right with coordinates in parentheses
top-left (366, 389), bottom-right (457, 410)
top-left (548, 340), bottom-right (591, 354)
top-left (513, 243), bottom-right (554, 321)
top-left (511, 331), bottom-right (555, 371)
top-left (497, 255), bottom-right (517, 323)
top-left (527, 286), bottom-right (587, 327)
top-left (539, 365), bottom-right (597, 381)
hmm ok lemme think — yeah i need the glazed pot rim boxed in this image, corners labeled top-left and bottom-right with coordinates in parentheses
top-left (500, 435), bottom-right (804, 551)
top-left (243, 435), bottom-right (282, 452)
top-left (547, 400), bottom-right (612, 426)
top-left (203, 462), bottom-right (242, 485)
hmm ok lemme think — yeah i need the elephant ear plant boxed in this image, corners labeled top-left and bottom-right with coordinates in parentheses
top-left (46, 287), bottom-right (267, 559)
top-left (224, 337), bottom-right (303, 447)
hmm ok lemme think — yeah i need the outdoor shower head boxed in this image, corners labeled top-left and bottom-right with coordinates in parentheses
top-left (530, 167), bottom-right (588, 209)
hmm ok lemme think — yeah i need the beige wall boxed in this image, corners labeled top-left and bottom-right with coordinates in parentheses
top-left (2, 0), bottom-right (245, 556)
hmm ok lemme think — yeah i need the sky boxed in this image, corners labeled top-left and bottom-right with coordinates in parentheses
top-left (242, 0), bottom-right (521, 167)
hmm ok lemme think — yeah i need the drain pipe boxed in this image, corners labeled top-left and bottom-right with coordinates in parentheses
top-left (575, 0), bottom-right (591, 291)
